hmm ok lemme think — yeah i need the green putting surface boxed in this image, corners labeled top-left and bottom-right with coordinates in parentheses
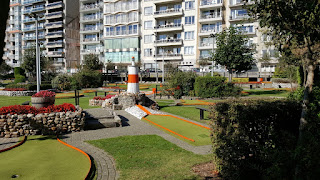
top-left (143, 115), bottom-right (211, 146)
top-left (0, 136), bottom-right (90, 180)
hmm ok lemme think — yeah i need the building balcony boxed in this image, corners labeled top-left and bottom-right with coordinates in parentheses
top-left (82, 38), bottom-right (100, 44)
top-left (154, 9), bottom-right (183, 19)
top-left (80, 3), bottom-right (102, 12)
top-left (198, 42), bottom-right (214, 50)
top-left (81, 49), bottom-right (101, 54)
top-left (155, 53), bottom-right (183, 61)
top-left (154, 23), bottom-right (183, 32)
top-left (8, 46), bottom-right (15, 51)
top-left (46, 1), bottom-right (63, 10)
top-left (200, 1), bottom-right (223, 9)
top-left (23, 45), bottom-right (34, 49)
top-left (81, 15), bottom-right (102, 23)
top-left (46, 31), bottom-right (63, 38)
top-left (23, 35), bottom-right (45, 40)
top-left (47, 51), bottom-right (64, 57)
top-left (229, 0), bottom-right (254, 8)
top-left (80, 26), bottom-right (102, 33)
top-left (199, 15), bottom-right (222, 23)
top-left (23, 17), bottom-right (45, 23)
top-left (154, 0), bottom-right (182, 5)
top-left (105, 29), bottom-right (139, 37)
top-left (22, 0), bottom-right (45, 5)
top-left (46, 12), bottom-right (63, 20)
top-left (22, 26), bottom-right (44, 32)
top-left (154, 39), bottom-right (183, 46)
top-left (199, 55), bottom-right (211, 60)
top-left (198, 28), bottom-right (218, 36)
top-left (23, 6), bottom-right (45, 14)
top-left (46, 41), bottom-right (63, 48)
top-left (46, 21), bottom-right (63, 29)
top-left (229, 14), bottom-right (250, 21)
top-left (9, 37), bottom-right (15, 41)
top-left (10, 0), bottom-right (21, 5)
top-left (9, 20), bottom-right (15, 24)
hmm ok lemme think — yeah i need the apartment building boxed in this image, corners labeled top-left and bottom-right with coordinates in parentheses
top-left (3, 0), bottom-right (23, 67)
top-left (79, 0), bottom-right (104, 66)
top-left (103, 0), bottom-right (140, 66)
top-left (3, 0), bottom-right (80, 73)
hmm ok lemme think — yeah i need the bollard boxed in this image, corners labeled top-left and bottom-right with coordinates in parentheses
top-left (95, 91), bottom-right (97, 97)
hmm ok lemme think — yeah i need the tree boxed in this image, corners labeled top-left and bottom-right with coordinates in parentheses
top-left (0, 62), bottom-right (12, 75)
top-left (83, 54), bottom-right (103, 71)
top-left (212, 26), bottom-right (255, 82)
top-left (21, 47), bottom-right (46, 82)
top-left (247, 0), bottom-right (320, 177)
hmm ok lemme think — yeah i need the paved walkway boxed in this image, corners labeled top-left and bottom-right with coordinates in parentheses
top-left (0, 137), bottom-right (19, 151)
top-left (62, 108), bottom-right (212, 180)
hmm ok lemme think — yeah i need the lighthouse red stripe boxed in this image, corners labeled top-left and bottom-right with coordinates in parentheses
top-left (128, 74), bottom-right (139, 83)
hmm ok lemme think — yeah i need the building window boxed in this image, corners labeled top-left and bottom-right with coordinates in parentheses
top-left (185, 1), bottom-right (195, 10)
top-left (184, 46), bottom-right (194, 55)
top-left (185, 16), bottom-right (195, 25)
top-left (184, 31), bottom-right (194, 40)
top-left (144, 21), bottom-right (153, 29)
top-left (144, 35), bottom-right (153, 43)
top-left (144, 48), bottom-right (152, 57)
top-left (144, 7), bottom-right (153, 15)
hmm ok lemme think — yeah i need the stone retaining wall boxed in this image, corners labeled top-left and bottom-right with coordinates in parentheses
top-left (89, 99), bottom-right (105, 106)
top-left (0, 91), bottom-right (36, 97)
top-left (0, 109), bottom-right (85, 138)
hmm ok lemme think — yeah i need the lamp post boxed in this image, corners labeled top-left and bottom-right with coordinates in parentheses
top-left (210, 33), bottom-right (215, 77)
top-left (153, 32), bottom-right (158, 83)
top-left (27, 12), bottom-right (43, 92)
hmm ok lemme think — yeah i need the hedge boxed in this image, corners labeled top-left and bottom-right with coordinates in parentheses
top-left (194, 76), bottom-right (242, 98)
top-left (210, 99), bottom-right (301, 179)
top-left (5, 83), bottom-right (52, 91)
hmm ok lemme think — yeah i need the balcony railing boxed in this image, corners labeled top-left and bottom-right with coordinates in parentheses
top-left (23, 17), bottom-right (45, 23)
top-left (199, 42), bottom-right (213, 47)
top-left (47, 51), bottom-right (64, 56)
top-left (46, 31), bottom-right (63, 36)
top-left (154, 23), bottom-right (182, 29)
top-left (81, 26), bottom-right (101, 32)
top-left (155, 39), bottom-right (182, 44)
top-left (230, 14), bottom-right (250, 20)
top-left (46, 21), bottom-right (63, 27)
top-left (47, 1), bottom-right (63, 8)
top-left (200, 0), bottom-right (223, 6)
top-left (10, 0), bottom-right (21, 5)
top-left (82, 15), bottom-right (101, 21)
top-left (46, 12), bottom-right (63, 18)
top-left (81, 49), bottom-right (101, 53)
top-left (156, 53), bottom-right (182, 57)
top-left (80, 3), bottom-right (101, 11)
top-left (23, 26), bottom-right (44, 31)
top-left (105, 29), bottom-right (138, 37)
top-left (83, 38), bottom-right (100, 42)
top-left (154, 8), bottom-right (182, 15)
top-left (47, 41), bottom-right (63, 46)
top-left (200, 14), bottom-right (221, 20)
top-left (22, 0), bottom-right (45, 5)
top-left (23, 35), bottom-right (45, 40)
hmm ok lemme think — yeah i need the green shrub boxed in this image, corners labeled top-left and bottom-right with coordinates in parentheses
top-left (210, 100), bottom-right (301, 179)
top-left (14, 67), bottom-right (24, 76)
top-left (165, 71), bottom-right (197, 99)
top-left (5, 83), bottom-right (52, 90)
top-left (71, 70), bottom-right (102, 89)
top-left (14, 75), bottom-right (26, 83)
top-left (232, 78), bottom-right (249, 83)
top-left (52, 74), bottom-right (72, 91)
top-left (194, 76), bottom-right (241, 98)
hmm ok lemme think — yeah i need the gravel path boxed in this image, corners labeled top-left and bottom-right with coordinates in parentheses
top-left (0, 137), bottom-right (19, 151)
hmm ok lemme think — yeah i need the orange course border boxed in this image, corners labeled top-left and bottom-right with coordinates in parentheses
top-left (57, 138), bottom-right (92, 180)
top-left (142, 117), bottom-right (195, 142)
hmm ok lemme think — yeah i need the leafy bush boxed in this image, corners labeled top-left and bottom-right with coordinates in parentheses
top-left (210, 100), bottom-right (301, 179)
top-left (0, 103), bottom-right (76, 115)
top-left (14, 74), bottom-right (26, 83)
top-left (71, 70), bottom-right (103, 89)
top-left (5, 83), bottom-right (52, 90)
top-left (194, 76), bottom-right (242, 98)
top-left (14, 67), bottom-right (24, 76)
top-left (52, 74), bottom-right (72, 91)
top-left (32, 90), bottom-right (56, 97)
top-left (164, 71), bottom-right (197, 99)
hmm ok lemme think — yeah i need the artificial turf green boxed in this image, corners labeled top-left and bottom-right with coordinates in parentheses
top-left (0, 136), bottom-right (90, 180)
top-left (143, 115), bottom-right (211, 146)
top-left (160, 106), bottom-right (211, 124)
top-left (88, 135), bottom-right (211, 180)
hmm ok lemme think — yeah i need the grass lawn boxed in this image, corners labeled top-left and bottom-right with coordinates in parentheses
top-left (243, 89), bottom-right (290, 98)
top-left (156, 99), bottom-right (175, 107)
top-left (143, 115), bottom-right (211, 146)
top-left (0, 136), bottom-right (90, 180)
top-left (88, 135), bottom-right (211, 180)
top-left (0, 91), bottom-right (101, 109)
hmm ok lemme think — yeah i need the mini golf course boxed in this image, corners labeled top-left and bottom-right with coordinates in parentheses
top-left (0, 136), bottom-right (91, 180)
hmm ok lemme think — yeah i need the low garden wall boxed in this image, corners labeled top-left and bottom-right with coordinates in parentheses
top-left (0, 109), bottom-right (85, 138)
top-left (0, 90), bottom-right (36, 97)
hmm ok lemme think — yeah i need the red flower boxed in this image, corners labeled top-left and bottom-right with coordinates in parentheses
top-left (4, 88), bottom-right (27, 91)
top-left (93, 95), bottom-right (115, 100)
top-left (32, 90), bottom-right (56, 97)
top-left (0, 103), bottom-right (76, 115)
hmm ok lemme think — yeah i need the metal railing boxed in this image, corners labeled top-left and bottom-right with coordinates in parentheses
top-left (47, 1), bottom-right (63, 8)
top-left (80, 3), bottom-right (101, 10)
top-left (154, 23), bottom-right (182, 29)
top-left (200, 28), bottom-right (216, 33)
top-left (83, 38), bottom-right (100, 42)
top-left (230, 14), bottom-right (250, 20)
top-left (200, 0), bottom-right (223, 6)
top-left (46, 31), bottom-right (63, 36)
top-left (200, 14), bottom-right (220, 20)
top-left (154, 8), bottom-right (182, 15)
top-left (82, 15), bottom-right (101, 21)
top-left (22, 0), bottom-right (45, 5)
top-left (155, 39), bottom-right (182, 44)
top-left (10, 0), bottom-right (21, 5)
top-left (23, 17), bottom-right (45, 23)
top-left (46, 21), bottom-right (63, 27)
top-left (46, 12), bottom-right (63, 18)
top-left (155, 53), bottom-right (182, 57)
top-left (81, 26), bottom-right (101, 31)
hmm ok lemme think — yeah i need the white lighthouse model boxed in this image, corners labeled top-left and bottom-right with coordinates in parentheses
top-left (127, 57), bottom-right (139, 94)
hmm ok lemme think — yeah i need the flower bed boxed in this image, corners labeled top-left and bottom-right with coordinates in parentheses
top-left (31, 90), bottom-right (56, 108)
top-left (89, 95), bottom-right (115, 106)
top-left (0, 103), bottom-right (84, 138)
top-left (4, 88), bottom-right (27, 91)
top-left (0, 90), bottom-right (36, 97)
